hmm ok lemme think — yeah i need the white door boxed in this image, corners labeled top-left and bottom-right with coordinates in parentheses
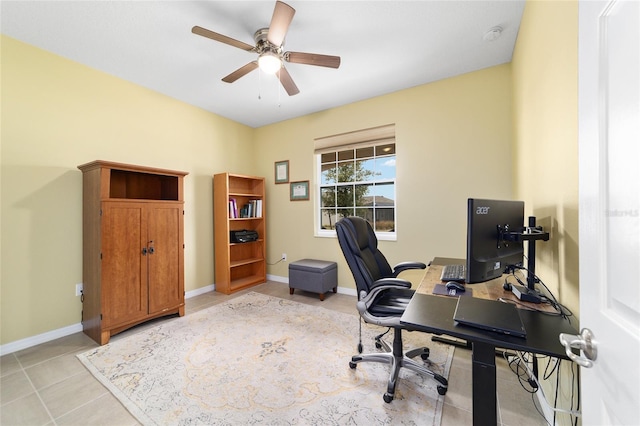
top-left (578, 0), bottom-right (640, 424)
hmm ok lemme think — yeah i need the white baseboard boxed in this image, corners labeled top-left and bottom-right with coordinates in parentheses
top-left (0, 323), bottom-right (83, 356)
top-left (266, 273), bottom-right (288, 283)
top-left (185, 284), bottom-right (215, 298)
top-left (1, 287), bottom-right (215, 356)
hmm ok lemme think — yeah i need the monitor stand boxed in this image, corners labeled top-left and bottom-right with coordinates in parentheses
top-left (505, 216), bottom-right (549, 304)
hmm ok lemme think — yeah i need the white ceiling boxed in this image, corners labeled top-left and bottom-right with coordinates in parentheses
top-left (1, 1), bottom-right (525, 128)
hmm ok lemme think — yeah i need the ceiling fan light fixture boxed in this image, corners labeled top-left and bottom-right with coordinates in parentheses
top-left (258, 51), bottom-right (282, 74)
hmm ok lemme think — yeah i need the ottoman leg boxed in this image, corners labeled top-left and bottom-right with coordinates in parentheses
top-left (319, 293), bottom-right (325, 301)
top-left (333, 287), bottom-right (337, 293)
top-left (289, 288), bottom-right (294, 295)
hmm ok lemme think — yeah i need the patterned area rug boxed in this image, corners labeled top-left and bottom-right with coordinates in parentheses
top-left (78, 292), bottom-right (454, 425)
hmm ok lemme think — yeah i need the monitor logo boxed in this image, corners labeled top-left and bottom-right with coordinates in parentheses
top-left (476, 206), bottom-right (491, 215)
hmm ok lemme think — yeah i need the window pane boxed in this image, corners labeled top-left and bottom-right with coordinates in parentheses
top-left (336, 185), bottom-right (354, 207)
top-left (321, 163), bottom-right (336, 184)
top-left (375, 208), bottom-right (395, 232)
top-left (338, 149), bottom-right (354, 161)
top-left (375, 155), bottom-right (396, 180)
top-left (320, 187), bottom-right (336, 207)
top-left (376, 144), bottom-right (395, 156)
top-left (355, 208), bottom-right (374, 225)
top-left (355, 158), bottom-right (376, 182)
top-left (321, 152), bottom-right (336, 163)
top-left (372, 182), bottom-right (395, 206)
top-left (356, 146), bottom-right (374, 158)
top-left (337, 161), bottom-right (355, 182)
top-left (354, 184), bottom-right (373, 207)
top-left (337, 208), bottom-right (352, 220)
top-left (320, 209), bottom-right (338, 229)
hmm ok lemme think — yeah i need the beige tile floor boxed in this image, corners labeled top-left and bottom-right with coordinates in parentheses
top-left (1, 281), bottom-right (547, 425)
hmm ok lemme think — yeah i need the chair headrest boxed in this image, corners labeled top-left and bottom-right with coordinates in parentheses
top-left (343, 216), bottom-right (377, 252)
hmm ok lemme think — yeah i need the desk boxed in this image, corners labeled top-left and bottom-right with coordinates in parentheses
top-left (401, 259), bottom-right (577, 426)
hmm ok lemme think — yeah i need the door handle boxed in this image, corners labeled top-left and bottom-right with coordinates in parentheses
top-left (142, 247), bottom-right (147, 256)
top-left (559, 328), bottom-right (597, 368)
top-left (148, 240), bottom-right (155, 254)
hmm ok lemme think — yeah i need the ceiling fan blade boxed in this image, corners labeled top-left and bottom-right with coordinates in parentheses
top-left (192, 26), bottom-right (255, 52)
top-left (285, 52), bottom-right (341, 69)
top-left (277, 66), bottom-right (300, 96)
top-left (267, 1), bottom-right (295, 46)
top-left (222, 61), bottom-right (259, 83)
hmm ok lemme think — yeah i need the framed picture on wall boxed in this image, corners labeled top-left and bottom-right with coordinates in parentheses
top-left (274, 160), bottom-right (289, 184)
top-left (290, 180), bottom-right (309, 201)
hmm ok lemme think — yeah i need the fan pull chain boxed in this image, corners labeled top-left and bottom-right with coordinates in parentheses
top-left (277, 69), bottom-right (281, 107)
top-left (258, 69), bottom-right (262, 100)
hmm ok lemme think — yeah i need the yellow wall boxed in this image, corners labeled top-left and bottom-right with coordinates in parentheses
top-left (511, 2), bottom-right (579, 423)
top-left (255, 66), bottom-right (514, 288)
top-left (512, 0), bottom-right (579, 319)
top-left (1, 36), bottom-right (255, 344)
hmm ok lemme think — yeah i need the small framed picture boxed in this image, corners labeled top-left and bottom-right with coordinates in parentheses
top-left (290, 180), bottom-right (309, 201)
top-left (274, 160), bottom-right (289, 184)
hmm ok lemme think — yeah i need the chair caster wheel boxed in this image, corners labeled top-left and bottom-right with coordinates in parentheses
top-left (437, 385), bottom-right (447, 395)
top-left (349, 361), bottom-right (357, 369)
top-left (420, 348), bottom-right (430, 360)
top-left (375, 341), bottom-right (382, 349)
top-left (383, 393), bottom-right (394, 403)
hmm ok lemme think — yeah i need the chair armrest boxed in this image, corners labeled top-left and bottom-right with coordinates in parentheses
top-left (392, 261), bottom-right (427, 277)
top-left (357, 278), bottom-right (414, 327)
top-left (369, 277), bottom-right (412, 291)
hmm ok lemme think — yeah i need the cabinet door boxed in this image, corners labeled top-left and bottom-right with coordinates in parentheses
top-left (147, 203), bottom-right (184, 314)
top-left (101, 202), bottom-right (148, 327)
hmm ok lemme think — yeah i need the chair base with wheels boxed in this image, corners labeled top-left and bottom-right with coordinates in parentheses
top-left (349, 327), bottom-right (448, 402)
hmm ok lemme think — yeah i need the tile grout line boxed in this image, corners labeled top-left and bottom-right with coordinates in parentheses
top-left (14, 354), bottom-right (57, 425)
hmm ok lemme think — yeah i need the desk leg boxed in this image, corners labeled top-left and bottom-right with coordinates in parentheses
top-left (472, 341), bottom-right (497, 426)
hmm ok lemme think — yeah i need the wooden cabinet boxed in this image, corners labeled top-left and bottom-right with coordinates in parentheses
top-left (213, 173), bottom-right (266, 294)
top-left (78, 161), bottom-right (187, 345)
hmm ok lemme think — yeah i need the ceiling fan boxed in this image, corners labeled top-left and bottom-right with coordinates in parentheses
top-left (192, 1), bottom-right (340, 96)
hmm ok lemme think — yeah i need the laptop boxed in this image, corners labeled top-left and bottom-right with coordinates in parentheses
top-left (453, 296), bottom-right (527, 338)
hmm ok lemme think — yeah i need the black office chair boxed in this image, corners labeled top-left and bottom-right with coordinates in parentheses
top-left (335, 216), bottom-right (448, 402)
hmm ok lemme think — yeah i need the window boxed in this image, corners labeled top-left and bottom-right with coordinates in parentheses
top-left (314, 124), bottom-right (396, 239)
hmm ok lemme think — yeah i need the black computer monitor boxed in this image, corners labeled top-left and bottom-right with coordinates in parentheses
top-left (465, 198), bottom-right (525, 284)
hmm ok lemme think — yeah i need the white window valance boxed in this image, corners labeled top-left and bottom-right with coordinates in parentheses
top-left (313, 123), bottom-right (395, 154)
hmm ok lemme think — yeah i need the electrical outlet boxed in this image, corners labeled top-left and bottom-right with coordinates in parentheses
top-left (75, 283), bottom-right (83, 296)
top-left (281, 253), bottom-right (287, 261)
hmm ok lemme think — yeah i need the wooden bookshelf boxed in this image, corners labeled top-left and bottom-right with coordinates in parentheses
top-left (213, 173), bottom-right (266, 294)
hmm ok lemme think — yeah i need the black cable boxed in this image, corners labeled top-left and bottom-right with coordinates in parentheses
top-left (508, 268), bottom-right (574, 321)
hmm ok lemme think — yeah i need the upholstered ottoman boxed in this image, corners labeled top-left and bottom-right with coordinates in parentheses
top-left (289, 259), bottom-right (337, 301)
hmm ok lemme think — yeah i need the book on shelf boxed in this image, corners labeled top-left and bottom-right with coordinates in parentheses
top-left (237, 199), bottom-right (263, 218)
top-left (228, 198), bottom-right (238, 218)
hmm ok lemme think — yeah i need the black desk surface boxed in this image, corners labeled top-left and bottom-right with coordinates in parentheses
top-left (401, 293), bottom-right (578, 359)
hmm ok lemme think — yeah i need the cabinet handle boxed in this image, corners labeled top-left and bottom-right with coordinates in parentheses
top-left (148, 241), bottom-right (155, 254)
top-left (142, 247), bottom-right (147, 255)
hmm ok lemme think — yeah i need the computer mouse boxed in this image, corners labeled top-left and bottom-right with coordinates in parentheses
top-left (446, 281), bottom-right (466, 292)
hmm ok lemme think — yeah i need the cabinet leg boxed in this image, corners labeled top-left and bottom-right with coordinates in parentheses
top-left (100, 330), bottom-right (111, 346)
top-left (289, 288), bottom-right (294, 295)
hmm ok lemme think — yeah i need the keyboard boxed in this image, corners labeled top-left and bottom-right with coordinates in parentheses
top-left (440, 264), bottom-right (466, 282)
